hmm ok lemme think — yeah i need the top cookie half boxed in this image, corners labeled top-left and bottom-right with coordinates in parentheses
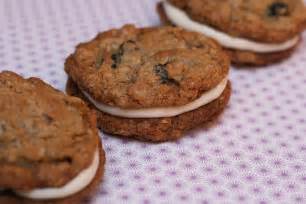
top-left (65, 25), bottom-right (229, 109)
top-left (0, 71), bottom-right (99, 190)
top-left (168, 0), bottom-right (306, 43)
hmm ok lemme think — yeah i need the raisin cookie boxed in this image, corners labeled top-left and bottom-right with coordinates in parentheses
top-left (0, 71), bottom-right (105, 204)
top-left (158, 0), bottom-right (306, 65)
top-left (65, 25), bottom-right (231, 142)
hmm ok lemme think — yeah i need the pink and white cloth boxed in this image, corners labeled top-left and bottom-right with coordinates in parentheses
top-left (0, 0), bottom-right (305, 203)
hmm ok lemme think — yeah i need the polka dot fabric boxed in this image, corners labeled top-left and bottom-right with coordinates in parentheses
top-left (0, 0), bottom-right (306, 203)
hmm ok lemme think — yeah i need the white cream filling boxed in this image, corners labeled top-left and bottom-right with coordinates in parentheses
top-left (16, 149), bottom-right (99, 200)
top-left (81, 77), bottom-right (228, 118)
top-left (163, 1), bottom-right (299, 53)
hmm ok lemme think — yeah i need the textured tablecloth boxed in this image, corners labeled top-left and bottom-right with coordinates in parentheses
top-left (0, 0), bottom-right (306, 203)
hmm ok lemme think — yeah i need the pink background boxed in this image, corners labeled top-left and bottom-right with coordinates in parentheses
top-left (0, 0), bottom-right (305, 203)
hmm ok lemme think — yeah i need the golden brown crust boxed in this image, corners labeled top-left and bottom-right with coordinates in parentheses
top-left (225, 44), bottom-right (298, 66)
top-left (65, 25), bottom-right (229, 109)
top-left (66, 78), bottom-right (231, 142)
top-left (167, 0), bottom-right (306, 43)
top-left (0, 71), bottom-right (99, 189)
top-left (0, 143), bottom-right (105, 204)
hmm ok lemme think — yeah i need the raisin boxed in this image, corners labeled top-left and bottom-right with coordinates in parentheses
top-left (268, 2), bottom-right (289, 17)
top-left (111, 40), bottom-right (137, 69)
top-left (42, 113), bottom-right (54, 124)
top-left (154, 63), bottom-right (179, 86)
top-left (126, 40), bottom-right (136, 44)
top-left (111, 44), bottom-right (124, 69)
top-left (195, 44), bottom-right (204, 48)
top-left (54, 157), bottom-right (72, 164)
top-left (0, 122), bottom-right (6, 134)
top-left (95, 47), bottom-right (104, 69)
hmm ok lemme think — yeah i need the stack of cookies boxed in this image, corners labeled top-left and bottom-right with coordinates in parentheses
top-left (1, 0), bottom-right (306, 202)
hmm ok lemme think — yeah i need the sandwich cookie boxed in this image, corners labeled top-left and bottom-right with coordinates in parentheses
top-left (158, 0), bottom-right (306, 65)
top-left (65, 25), bottom-right (231, 142)
top-left (0, 71), bottom-right (105, 204)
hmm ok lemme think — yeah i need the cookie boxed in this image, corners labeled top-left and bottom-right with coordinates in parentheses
top-left (158, 0), bottom-right (306, 65)
top-left (0, 71), bottom-right (105, 204)
top-left (65, 25), bottom-right (231, 142)
top-left (66, 77), bottom-right (231, 142)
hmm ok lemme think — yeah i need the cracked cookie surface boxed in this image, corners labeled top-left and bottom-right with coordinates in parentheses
top-left (0, 71), bottom-right (100, 190)
top-left (65, 25), bottom-right (229, 108)
top-left (168, 0), bottom-right (306, 43)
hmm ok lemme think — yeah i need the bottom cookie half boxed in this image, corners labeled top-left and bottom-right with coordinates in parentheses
top-left (225, 46), bottom-right (297, 66)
